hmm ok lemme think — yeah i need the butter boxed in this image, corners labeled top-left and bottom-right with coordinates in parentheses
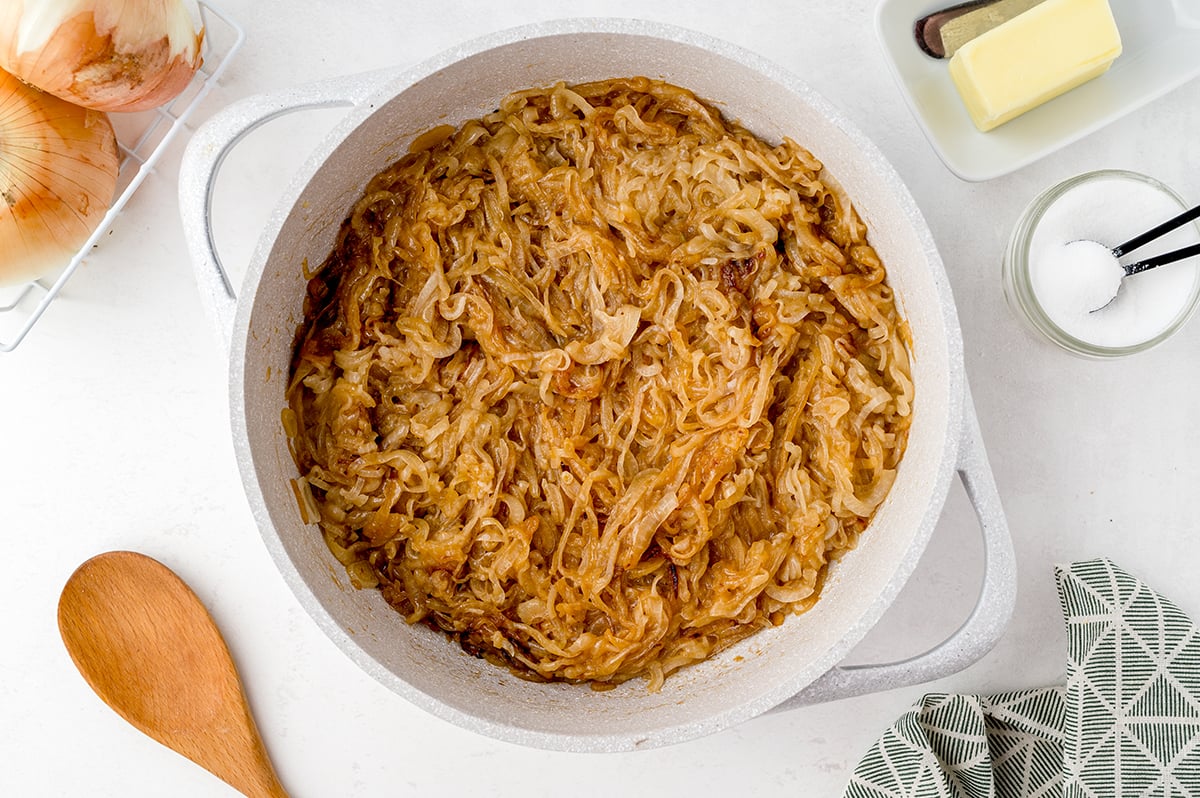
top-left (948, 0), bottom-right (1122, 132)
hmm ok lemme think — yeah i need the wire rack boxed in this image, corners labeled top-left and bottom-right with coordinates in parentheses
top-left (0, 2), bottom-right (245, 352)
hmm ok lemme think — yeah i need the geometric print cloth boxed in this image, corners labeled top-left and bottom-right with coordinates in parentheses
top-left (843, 559), bottom-right (1200, 798)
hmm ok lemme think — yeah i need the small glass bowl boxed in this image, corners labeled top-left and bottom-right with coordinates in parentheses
top-left (1002, 169), bottom-right (1200, 358)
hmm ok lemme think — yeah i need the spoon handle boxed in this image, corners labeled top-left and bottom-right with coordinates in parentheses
top-left (1113, 202), bottom-right (1200, 258)
top-left (1124, 242), bottom-right (1200, 276)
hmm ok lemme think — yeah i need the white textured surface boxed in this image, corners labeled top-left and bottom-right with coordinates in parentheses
top-left (2, 0), bottom-right (1198, 795)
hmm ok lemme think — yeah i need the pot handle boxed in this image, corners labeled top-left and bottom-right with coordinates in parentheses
top-left (178, 69), bottom-right (398, 349)
top-left (771, 380), bottom-right (1016, 712)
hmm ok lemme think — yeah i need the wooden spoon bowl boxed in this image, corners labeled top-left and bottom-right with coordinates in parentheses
top-left (57, 551), bottom-right (288, 798)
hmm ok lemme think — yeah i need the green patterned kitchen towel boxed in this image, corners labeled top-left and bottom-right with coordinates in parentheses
top-left (844, 559), bottom-right (1200, 798)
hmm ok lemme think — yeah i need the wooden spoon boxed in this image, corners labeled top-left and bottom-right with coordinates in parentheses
top-left (57, 551), bottom-right (288, 798)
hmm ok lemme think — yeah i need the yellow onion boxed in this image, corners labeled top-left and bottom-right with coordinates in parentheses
top-left (0, 0), bottom-right (204, 113)
top-left (0, 68), bottom-right (119, 285)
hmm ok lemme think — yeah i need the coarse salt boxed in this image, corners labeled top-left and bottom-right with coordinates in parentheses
top-left (1033, 239), bottom-right (1123, 321)
top-left (1028, 175), bottom-right (1200, 348)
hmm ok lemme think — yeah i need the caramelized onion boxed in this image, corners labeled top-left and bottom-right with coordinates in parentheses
top-left (288, 78), bottom-right (914, 688)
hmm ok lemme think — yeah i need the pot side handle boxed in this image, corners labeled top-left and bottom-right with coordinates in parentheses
top-left (178, 70), bottom-right (398, 350)
top-left (771, 380), bottom-right (1016, 712)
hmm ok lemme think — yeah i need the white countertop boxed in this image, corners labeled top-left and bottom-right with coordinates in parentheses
top-left (4, 2), bottom-right (1200, 795)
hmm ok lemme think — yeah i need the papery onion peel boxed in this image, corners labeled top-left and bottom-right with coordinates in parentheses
top-left (0, 68), bottom-right (119, 285)
top-left (0, 0), bottom-right (204, 113)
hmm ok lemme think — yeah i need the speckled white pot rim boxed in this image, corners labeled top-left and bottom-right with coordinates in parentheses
top-left (227, 17), bottom-right (967, 752)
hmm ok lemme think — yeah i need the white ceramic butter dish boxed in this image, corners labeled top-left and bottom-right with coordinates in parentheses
top-left (876, 0), bottom-right (1200, 181)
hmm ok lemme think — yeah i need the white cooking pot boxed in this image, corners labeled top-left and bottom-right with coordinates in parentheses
top-left (179, 19), bottom-right (1015, 752)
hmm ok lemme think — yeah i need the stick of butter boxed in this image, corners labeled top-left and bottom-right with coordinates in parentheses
top-left (948, 0), bottom-right (1122, 132)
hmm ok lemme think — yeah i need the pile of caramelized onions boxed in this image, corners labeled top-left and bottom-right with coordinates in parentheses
top-left (0, 69), bottom-right (119, 285)
top-left (0, 0), bottom-right (204, 113)
top-left (287, 78), bottom-right (914, 689)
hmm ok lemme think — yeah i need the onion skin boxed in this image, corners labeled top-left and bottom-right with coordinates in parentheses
top-left (0, 0), bottom-right (204, 113)
top-left (0, 68), bottom-right (119, 285)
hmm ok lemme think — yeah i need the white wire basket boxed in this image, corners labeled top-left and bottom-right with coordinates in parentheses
top-left (0, 1), bottom-right (245, 352)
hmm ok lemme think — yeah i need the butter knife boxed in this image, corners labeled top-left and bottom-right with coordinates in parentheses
top-left (916, 0), bottom-right (1044, 58)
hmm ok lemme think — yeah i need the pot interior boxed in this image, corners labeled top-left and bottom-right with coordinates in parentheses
top-left (232, 22), bottom-right (962, 751)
